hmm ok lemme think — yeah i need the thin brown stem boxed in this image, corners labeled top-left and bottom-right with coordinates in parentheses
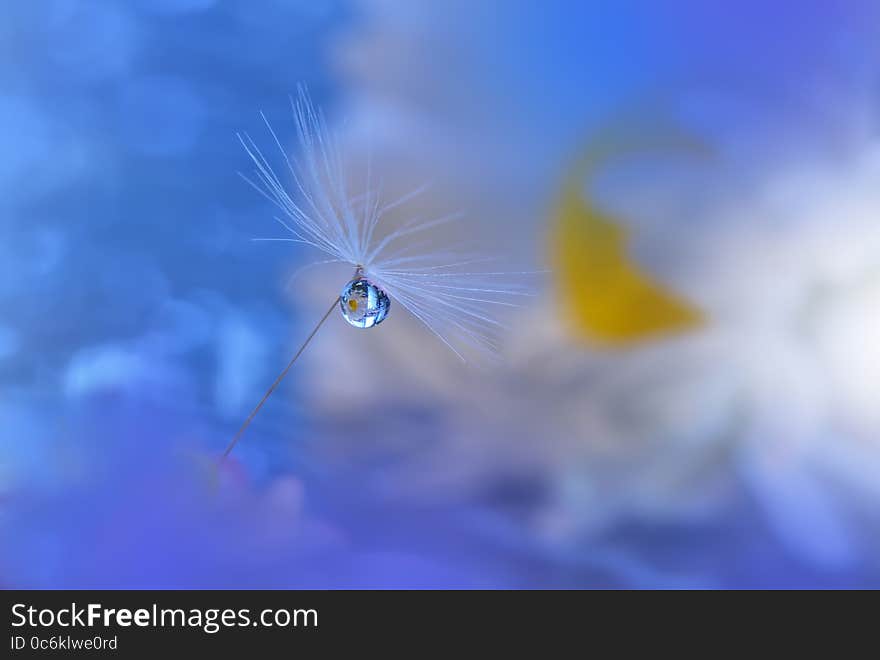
top-left (219, 296), bottom-right (340, 463)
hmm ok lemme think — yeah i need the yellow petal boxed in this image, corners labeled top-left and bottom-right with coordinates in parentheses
top-left (551, 128), bottom-right (706, 345)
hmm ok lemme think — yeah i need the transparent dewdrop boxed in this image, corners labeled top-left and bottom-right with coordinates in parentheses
top-left (340, 276), bottom-right (390, 328)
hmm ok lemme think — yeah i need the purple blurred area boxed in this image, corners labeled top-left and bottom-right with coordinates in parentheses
top-left (2, 0), bottom-right (880, 589)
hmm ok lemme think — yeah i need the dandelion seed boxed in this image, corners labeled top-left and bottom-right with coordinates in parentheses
top-left (221, 87), bottom-right (535, 461)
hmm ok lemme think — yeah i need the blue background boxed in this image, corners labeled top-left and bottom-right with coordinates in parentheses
top-left (2, 1), bottom-right (880, 588)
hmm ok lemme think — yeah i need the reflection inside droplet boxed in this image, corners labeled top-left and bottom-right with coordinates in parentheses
top-left (339, 277), bottom-right (390, 328)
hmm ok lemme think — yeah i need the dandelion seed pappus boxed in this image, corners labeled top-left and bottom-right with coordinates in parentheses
top-left (220, 86), bottom-right (538, 461)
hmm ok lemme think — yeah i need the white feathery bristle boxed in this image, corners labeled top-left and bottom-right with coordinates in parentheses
top-left (241, 87), bottom-right (539, 361)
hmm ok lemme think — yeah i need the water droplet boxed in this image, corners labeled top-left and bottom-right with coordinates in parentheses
top-left (339, 278), bottom-right (390, 328)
